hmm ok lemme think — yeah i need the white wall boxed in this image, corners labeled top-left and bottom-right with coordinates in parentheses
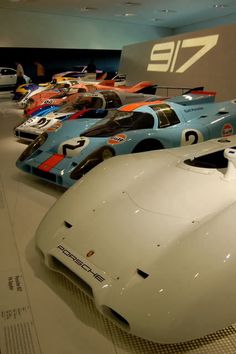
top-left (173, 13), bottom-right (236, 35)
top-left (0, 8), bottom-right (173, 49)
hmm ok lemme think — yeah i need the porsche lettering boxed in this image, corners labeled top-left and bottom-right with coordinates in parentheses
top-left (57, 245), bottom-right (105, 282)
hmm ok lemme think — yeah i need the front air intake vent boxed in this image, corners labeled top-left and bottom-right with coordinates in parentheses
top-left (15, 131), bottom-right (38, 140)
top-left (103, 306), bottom-right (130, 331)
top-left (137, 269), bottom-right (149, 279)
top-left (50, 256), bottom-right (93, 298)
top-left (33, 168), bottom-right (57, 182)
top-left (64, 221), bottom-right (72, 228)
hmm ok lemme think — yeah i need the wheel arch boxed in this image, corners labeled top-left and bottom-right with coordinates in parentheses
top-left (132, 138), bottom-right (164, 153)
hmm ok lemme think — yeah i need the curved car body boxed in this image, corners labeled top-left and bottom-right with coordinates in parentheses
top-left (23, 82), bottom-right (95, 112)
top-left (23, 86), bottom-right (73, 111)
top-left (18, 78), bottom-right (82, 109)
top-left (52, 66), bottom-right (103, 79)
top-left (17, 83), bottom-right (58, 108)
top-left (35, 134), bottom-right (236, 343)
top-left (14, 90), bottom-right (157, 141)
top-left (14, 83), bottom-right (39, 101)
top-left (16, 91), bottom-right (227, 188)
top-left (23, 80), bottom-right (158, 112)
top-left (23, 104), bottom-right (61, 119)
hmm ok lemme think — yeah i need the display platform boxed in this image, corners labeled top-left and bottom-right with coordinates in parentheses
top-left (1, 91), bottom-right (236, 353)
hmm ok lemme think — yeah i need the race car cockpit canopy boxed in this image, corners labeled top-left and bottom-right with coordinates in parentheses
top-left (82, 110), bottom-right (154, 137)
top-left (53, 95), bottom-right (104, 113)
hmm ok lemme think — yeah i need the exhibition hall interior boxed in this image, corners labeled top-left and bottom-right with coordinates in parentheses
top-left (2, 1), bottom-right (236, 353)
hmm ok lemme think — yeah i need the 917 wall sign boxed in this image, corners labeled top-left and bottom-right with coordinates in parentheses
top-left (147, 34), bottom-right (219, 73)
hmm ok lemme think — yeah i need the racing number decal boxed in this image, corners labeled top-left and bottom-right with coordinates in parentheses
top-left (181, 129), bottom-right (204, 146)
top-left (36, 118), bottom-right (50, 128)
top-left (22, 117), bottom-right (49, 128)
top-left (185, 130), bottom-right (199, 144)
top-left (62, 140), bottom-right (86, 155)
top-left (58, 137), bottom-right (89, 157)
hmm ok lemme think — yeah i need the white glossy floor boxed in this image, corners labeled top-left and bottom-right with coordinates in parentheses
top-left (1, 91), bottom-right (236, 354)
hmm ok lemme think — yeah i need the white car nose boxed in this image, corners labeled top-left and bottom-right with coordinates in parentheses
top-left (224, 148), bottom-right (236, 180)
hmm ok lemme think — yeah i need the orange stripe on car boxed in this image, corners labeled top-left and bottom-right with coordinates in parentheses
top-left (120, 100), bottom-right (163, 112)
top-left (38, 154), bottom-right (64, 172)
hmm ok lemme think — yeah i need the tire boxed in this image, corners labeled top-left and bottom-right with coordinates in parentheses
top-left (101, 147), bottom-right (115, 160)
top-left (132, 139), bottom-right (163, 153)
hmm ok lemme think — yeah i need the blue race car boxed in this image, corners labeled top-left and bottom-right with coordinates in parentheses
top-left (16, 91), bottom-right (228, 188)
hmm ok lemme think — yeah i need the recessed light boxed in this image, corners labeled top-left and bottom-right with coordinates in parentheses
top-left (151, 18), bottom-right (163, 22)
top-left (80, 7), bottom-right (97, 12)
top-left (159, 9), bottom-right (177, 13)
top-left (122, 1), bottom-right (141, 6)
top-left (124, 12), bottom-right (135, 16)
top-left (115, 12), bottom-right (135, 17)
top-left (213, 4), bottom-right (227, 8)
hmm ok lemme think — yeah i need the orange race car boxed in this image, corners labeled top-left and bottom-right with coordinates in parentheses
top-left (24, 80), bottom-right (157, 113)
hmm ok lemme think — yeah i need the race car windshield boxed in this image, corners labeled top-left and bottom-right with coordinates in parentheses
top-left (83, 110), bottom-right (154, 137)
top-left (50, 92), bottom-right (67, 99)
top-left (56, 96), bottom-right (103, 113)
top-left (73, 109), bottom-right (110, 119)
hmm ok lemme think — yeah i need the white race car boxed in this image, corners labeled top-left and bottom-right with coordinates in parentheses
top-left (0, 67), bottom-right (31, 88)
top-left (35, 135), bottom-right (236, 343)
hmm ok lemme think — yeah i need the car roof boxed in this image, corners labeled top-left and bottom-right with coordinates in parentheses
top-left (0, 67), bottom-right (16, 70)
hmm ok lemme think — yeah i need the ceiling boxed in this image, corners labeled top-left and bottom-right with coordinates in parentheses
top-left (0, 0), bottom-right (236, 28)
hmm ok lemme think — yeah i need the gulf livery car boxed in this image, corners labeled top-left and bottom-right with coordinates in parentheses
top-left (16, 92), bottom-right (227, 188)
top-left (14, 90), bottom-right (158, 141)
top-left (35, 134), bottom-right (236, 343)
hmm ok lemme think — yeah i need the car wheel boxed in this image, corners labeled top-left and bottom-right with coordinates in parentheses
top-left (132, 139), bottom-right (163, 153)
top-left (101, 147), bottom-right (114, 160)
top-left (70, 147), bottom-right (115, 180)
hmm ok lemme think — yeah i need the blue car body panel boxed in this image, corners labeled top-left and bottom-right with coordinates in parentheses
top-left (17, 95), bottom-right (235, 188)
top-left (30, 105), bottom-right (61, 117)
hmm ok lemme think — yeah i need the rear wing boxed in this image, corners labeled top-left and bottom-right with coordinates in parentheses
top-left (167, 90), bottom-right (216, 105)
top-left (142, 85), bottom-right (207, 99)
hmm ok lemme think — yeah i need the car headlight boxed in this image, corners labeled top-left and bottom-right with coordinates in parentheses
top-left (24, 98), bottom-right (34, 109)
top-left (13, 120), bottom-right (25, 132)
top-left (70, 146), bottom-right (114, 180)
top-left (18, 132), bottom-right (48, 162)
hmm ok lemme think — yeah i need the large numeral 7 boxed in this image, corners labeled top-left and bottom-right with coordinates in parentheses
top-left (176, 35), bottom-right (219, 73)
top-left (147, 34), bottom-right (219, 73)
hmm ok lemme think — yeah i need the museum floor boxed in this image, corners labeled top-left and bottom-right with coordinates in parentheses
top-left (1, 91), bottom-right (236, 354)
